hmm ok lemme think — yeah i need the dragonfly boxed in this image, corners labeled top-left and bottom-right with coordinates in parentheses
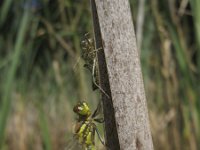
top-left (81, 33), bottom-right (109, 98)
top-left (65, 101), bottom-right (106, 150)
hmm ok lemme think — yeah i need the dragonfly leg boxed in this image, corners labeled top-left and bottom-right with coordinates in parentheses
top-left (92, 58), bottom-right (110, 98)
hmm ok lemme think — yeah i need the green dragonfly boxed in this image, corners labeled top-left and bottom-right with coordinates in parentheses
top-left (65, 101), bottom-right (106, 150)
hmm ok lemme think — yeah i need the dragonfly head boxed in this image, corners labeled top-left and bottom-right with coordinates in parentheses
top-left (81, 34), bottom-right (94, 51)
top-left (73, 101), bottom-right (91, 117)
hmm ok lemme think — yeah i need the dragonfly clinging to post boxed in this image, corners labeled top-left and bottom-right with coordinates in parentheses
top-left (81, 33), bottom-right (109, 98)
top-left (67, 101), bottom-right (106, 150)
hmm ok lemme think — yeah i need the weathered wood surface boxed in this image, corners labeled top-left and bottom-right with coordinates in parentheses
top-left (91, 0), bottom-right (154, 150)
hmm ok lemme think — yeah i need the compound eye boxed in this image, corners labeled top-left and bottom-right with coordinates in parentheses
top-left (73, 102), bottom-right (83, 113)
top-left (77, 106), bottom-right (83, 111)
top-left (73, 105), bottom-right (80, 113)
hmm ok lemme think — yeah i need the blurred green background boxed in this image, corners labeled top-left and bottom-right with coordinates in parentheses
top-left (0, 0), bottom-right (200, 150)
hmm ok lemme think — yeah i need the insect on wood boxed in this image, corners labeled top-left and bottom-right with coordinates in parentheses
top-left (72, 101), bottom-right (106, 150)
top-left (81, 33), bottom-right (109, 98)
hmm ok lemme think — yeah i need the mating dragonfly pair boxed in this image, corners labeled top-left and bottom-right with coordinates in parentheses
top-left (65, 34), bottom-right (108, 150)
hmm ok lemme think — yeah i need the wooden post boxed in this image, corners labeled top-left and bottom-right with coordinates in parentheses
top-left (90, 0), bottom-right (154, 150)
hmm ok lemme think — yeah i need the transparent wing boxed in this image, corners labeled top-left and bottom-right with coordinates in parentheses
top-left (92, 99), bottom-right (102, 118)
top-left (64, 136), bottom-right (82, 150)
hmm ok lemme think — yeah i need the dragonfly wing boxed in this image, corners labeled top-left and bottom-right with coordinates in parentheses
top-left (64, 137), bottom-right (82, 150)
top-left (92, 100), bottom-right (102, 118)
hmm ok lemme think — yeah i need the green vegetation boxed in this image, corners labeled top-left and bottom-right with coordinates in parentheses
top-left (0, 0), bottom-right (199, 149)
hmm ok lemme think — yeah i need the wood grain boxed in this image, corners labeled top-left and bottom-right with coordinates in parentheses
top-left (91, 0), bottom-right (154, 149)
